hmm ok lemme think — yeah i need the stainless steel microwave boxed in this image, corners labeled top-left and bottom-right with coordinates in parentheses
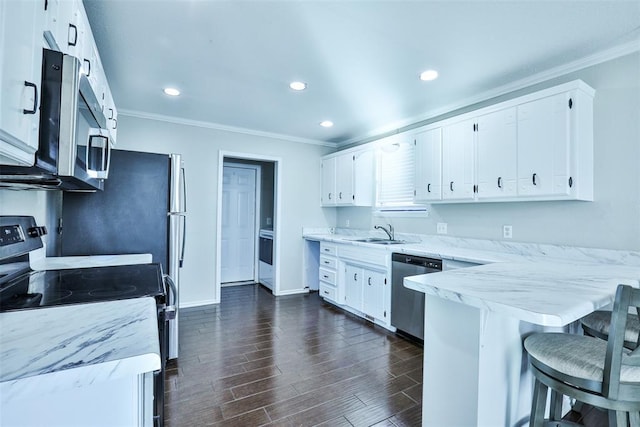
top-left (0, 49), bottom-right (111, 191)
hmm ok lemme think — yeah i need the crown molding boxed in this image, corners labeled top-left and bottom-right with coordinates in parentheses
top-left (337, 37), bottom-right (640, 148)
top-left (117, 109), bottom-right (337, 148)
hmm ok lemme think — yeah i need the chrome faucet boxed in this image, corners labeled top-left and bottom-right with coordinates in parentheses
top-left (374, 224), bottom-right (394, 241)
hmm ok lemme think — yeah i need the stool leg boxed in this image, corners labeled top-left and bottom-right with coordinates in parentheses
top-left (530, 378), bottom-right (548, 427)
top-left (549, 390), bottom-right (563, 421)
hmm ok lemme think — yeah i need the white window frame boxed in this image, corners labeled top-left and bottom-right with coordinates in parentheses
top-left (374, 136), bottom-right (428, 217)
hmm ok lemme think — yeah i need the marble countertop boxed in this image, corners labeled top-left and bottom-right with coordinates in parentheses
top-left (29, 247), bottom-right (152, 270)
top-left (404, 262), bottom-right (640, 326)
top-left (0, 297), bottom-right (161, 402)
top-left (303, 228), bottom-right (640, 326)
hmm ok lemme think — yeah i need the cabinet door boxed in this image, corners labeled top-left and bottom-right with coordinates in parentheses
top-left (344, 264), bottom-right (363, 310)
top-left (362, 269), bottom-right (386, 321)
top-left (517, 93), bottom-right (571, 197)
top-left (335, 153), bottom-right (354, 205)
top-left (0, 0), bottom-right (44, 166)
top-left (414, 128), bottom-right (442, 202)
top-left (321, 157), bottom-right (336, 205)
top-left (442, 118), bottom-right (475, 200)
top-left (352, 150), bottom-right (374, 206)
top-left (476, 108), bottom-right (517, 199)
top-left (43, 0), bottom-right (79, 52)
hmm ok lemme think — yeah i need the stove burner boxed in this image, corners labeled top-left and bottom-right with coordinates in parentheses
top-left (81, 270), bottom-right (141, 281)
top-left (88, 285), bottom-right (138, 298)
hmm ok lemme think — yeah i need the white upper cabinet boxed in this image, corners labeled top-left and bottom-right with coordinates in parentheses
top-left (414, 128), bottom-right (442, 202)
top-left (442, 118), bottom-right (475, 201)
top-left (321, 156), bottom-right (337, 205)
top-left (517, 87), bottom-right (593, 200)
top-left (0, 0), bottom-right (44, 166)
top-left (476, 107), bottom-right (517, 199)
top-left (44, 0), bottom-right (81, 55)
top-left (321, 149), bottom-right (374, 207)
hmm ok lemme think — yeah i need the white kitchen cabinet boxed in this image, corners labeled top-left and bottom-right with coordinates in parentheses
top-left (318, 242), bottom-right (340, 303)
top-left (0, 0), bottom-right (44, 166)
top-left (442, 118), bottom-right (475, 201)
top-left (361, 269), bottom-right (387, 321)
top-left (321, 149), bottom-right (374, 207)
top-left (517, 87), bottom-right (593, 200)
top-left (344, 264), bottom-right (363, 309)
top-left (414, 127), bottom-right (442, 202)
top-left (43, 0), bottom-right (81, 54)
top-left (321, 156), bottom-right (337, 205)
top-left (104, 81), bottom-right (118, 145)
top-left (476, 107), bottom-right (517, 199)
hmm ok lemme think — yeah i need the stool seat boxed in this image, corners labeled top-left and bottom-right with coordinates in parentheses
top-left (525, 285), bottom-right (640, 427)
top-left (581, 310), bottom-right (640, 349)
top-left (525, 333), bottom-right (640, 393)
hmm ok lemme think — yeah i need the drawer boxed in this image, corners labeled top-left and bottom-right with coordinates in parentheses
top-left (319, 283), bottom-right (337, 302)
top-left (319, 255), bottom-right (337, 269)
top-left (320, 243), bottom-right (337, 256)
top-left (319, 267), bottom-right (336, 286)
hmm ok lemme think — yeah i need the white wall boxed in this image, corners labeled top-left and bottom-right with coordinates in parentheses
top-left (337, 52), bottom-right (640, 251)
top-left (114, 116), bottom-right (336, 306)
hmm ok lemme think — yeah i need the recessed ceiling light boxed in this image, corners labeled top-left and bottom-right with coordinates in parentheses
top-left (289, 81), bottom-right (307, 91)
top-left (163, 87), bottom-right (181, 96)
top-left (419, 70), bottom-right (439, 81)
top-left (320, 120), bottom-right (334, 128)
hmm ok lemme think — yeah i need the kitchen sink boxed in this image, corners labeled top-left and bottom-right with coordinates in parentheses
top-left (353, 238), bottom-right (406, 245)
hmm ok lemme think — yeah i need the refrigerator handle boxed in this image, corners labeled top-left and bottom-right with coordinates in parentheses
top-left (180, 214), bottom-right (186, 268)
top-left (180, 166), bottom-right (186, 268)
top-left (163, 274), bottom-right (177, 320)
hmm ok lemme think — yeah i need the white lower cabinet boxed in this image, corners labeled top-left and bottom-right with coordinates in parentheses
top-left (317, 243), bottom-right (391, 328)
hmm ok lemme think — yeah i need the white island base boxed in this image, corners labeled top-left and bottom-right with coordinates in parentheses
top-left (423, 296), bottom-right (564, 427)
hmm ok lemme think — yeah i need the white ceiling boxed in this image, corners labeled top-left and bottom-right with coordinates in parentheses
top-left (83, 0), bottom-right (640, 146)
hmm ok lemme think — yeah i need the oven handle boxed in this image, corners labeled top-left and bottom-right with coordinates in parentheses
top-left (163, 274), bottom-right (177, 321)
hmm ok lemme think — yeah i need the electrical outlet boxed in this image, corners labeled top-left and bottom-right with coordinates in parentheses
top-left (345, 219), bottom-right (350, 227)
top-left (437, 222), bottom-right (447, 234)
top-left (503, 225), bottom-right (513, 239)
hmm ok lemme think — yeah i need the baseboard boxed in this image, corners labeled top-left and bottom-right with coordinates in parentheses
top-left (180, 299), bottom-right (219, 308)
top-left (274, 288), bottom-right (310, 296)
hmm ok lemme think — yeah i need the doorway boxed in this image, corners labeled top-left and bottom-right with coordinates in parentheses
top-left (220, 163), bottom-right (259, 284)
top-left (216, 151), bottom-right (280, 301)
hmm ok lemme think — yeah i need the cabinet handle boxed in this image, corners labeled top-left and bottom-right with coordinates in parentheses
top-left (568, 177), bottom-right (573, 188)
top-left (328, 193), bottom-right (332, 200)
top-left (323, 275), bottom-right (329, 279)
top-left (368, 277), bottom-right (372, 286)
top-left (497, 177), bottom-right (503, 189)
top-left (450, 181), bottom-right (454, 192)
top-left (324, 260), bottom-right (330, 264)
top-left (339, 192), bottom-right (342, 200)
top-left (323, 290), bottom-right (329, 295)
top-left (83, 59), bottom-right (91, 77)
top-left (427, 183), bottom-right (431, 193)
top-left (112, 118), bottom-right (117, 130)
top-left (109, 108), bottom-right (114, 120)
top-left (68, 23), bottom-right (78, 46)
top-left (354, 273), bottom-right (357, 281)
top-left (532, 173), bottom-right (537, 186)
top-left (22, 81), bottom-right (38, 115)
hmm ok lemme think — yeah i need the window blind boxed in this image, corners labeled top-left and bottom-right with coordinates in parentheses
top-left (376, 141), bottom-right (416, 207)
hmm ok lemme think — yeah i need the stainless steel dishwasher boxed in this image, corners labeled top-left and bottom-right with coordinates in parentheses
top-left (391, 253), bottom-right (442, 341)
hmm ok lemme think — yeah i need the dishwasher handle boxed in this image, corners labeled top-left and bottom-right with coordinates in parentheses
top-left (392, 253), bottom-right (442, 270)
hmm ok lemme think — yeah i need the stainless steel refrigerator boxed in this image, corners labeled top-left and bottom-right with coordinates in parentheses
top-left (61, 149), bottom-right (186, 359)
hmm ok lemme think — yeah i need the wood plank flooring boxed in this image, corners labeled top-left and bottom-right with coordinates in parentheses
top-left (165, 284), bottom-right (607, 427)
top-left (165, 284), bottom-right (423, 427)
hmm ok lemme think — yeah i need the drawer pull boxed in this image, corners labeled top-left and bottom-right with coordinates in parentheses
top-left (323, 275), bottom-right (329, 279)
top-left (323, 291), bottom-right (329, 295)
top-left (324, 261), bottom-right (330, 264)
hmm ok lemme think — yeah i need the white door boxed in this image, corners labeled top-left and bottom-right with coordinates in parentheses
top-left (221, 166), bottom-right (257, 283)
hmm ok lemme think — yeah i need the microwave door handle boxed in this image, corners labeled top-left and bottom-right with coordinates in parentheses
top-left (87, 132), bottom-right (111, 179)
top-left (162, 274), bottom-right (177, 320)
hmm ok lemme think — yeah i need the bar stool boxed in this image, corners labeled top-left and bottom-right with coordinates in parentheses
top-left (582, 309), bottom-right (640, 350)
top-left (524, 284), bottom-right (640, 427)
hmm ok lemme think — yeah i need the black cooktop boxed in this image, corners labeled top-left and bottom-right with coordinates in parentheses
top-left (0, 263), bottom-right (164, 312)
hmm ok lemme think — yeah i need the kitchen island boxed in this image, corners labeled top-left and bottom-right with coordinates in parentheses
top-left (404, 261), bottom-right (640, 427)
top-left (0, 297), bottom-right (161, 427)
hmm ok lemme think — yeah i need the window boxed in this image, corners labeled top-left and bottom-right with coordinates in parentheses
top-left (375, 137), bottom-right (427, 214)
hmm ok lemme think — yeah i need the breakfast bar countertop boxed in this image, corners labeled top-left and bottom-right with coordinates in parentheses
top-left (403, 261), bottom-right (640, 326)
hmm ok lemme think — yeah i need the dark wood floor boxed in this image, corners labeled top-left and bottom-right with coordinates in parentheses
top-left (164, 284), bottom-right (423, 427)
top-left (164, 284), bottom-right (607, 427)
